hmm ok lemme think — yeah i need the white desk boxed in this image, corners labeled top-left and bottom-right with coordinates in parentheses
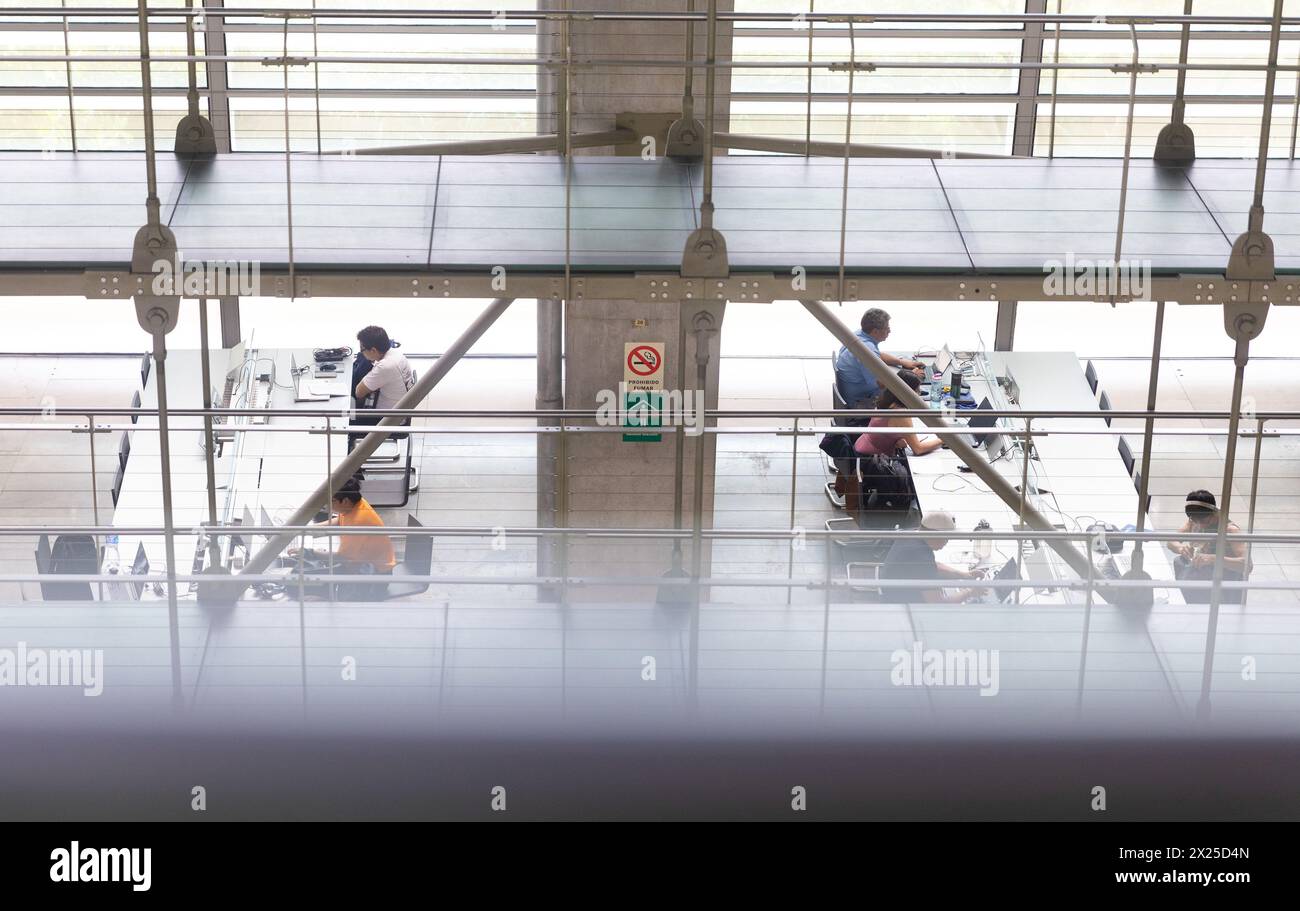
top-left (903, 350), bottom-right (1183, 605)
top-left (113, 347), bottom-right (355, 594)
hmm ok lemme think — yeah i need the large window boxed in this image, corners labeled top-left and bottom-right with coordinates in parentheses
top-left (0, 0), bottom-right (538, 151)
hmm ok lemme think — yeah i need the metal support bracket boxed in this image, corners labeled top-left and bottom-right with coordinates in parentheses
top-left (133, 292), bottom-right (181, 337)
top-left (130, 205), bottom-right (178, 275)
top-left (1153, 122), bottom-right (1196, 162)
top-left (681, 221), bottom-right (729, 278)
top-left (666, 115), bottom-right (707, 160)
top-left (1223, 300), bottom-right (1271, 346)
top-left (1154, 0), bottom-right (1197, 163)
top-left (1226, 214), bottom-right (1277, 281)
top-left (175, 112), bottom-right (218, 156)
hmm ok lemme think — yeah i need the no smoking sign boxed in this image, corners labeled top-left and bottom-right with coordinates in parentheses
top-left (624, 342), bottom-right (664, 391)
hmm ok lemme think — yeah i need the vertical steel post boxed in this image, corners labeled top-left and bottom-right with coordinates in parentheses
top-left (153, 339), bottom-right (185, 712)
top-left (86, 412), bottom-right (101, 600)
top-left (1242, 417), bottom-right (1265, 609)
top-left (1196, 332), bottom-right (1251, 720)
top-left (198, 298), bottom-right (222, 568)
top-left (785, 416), bottom-right (799, 605)
top-left (804, 0), bottom-right (815, 156)
top-left (1130, 300), bottom-right (1166, 575)
top-left (1076, 545), bottom-right (1095, 716)
top-left (59, 0), bottom-right (77, 151)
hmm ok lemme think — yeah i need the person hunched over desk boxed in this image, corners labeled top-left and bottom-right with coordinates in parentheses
top-left (350, 325), bottom-right (415, 453)
top-left (289, 479), bottom-right (396, 600)
top-left (853, 370), bottom-right (943, 459)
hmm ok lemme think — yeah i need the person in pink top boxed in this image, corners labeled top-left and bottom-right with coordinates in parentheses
top-left (854, 370), bottom-right (943, 458)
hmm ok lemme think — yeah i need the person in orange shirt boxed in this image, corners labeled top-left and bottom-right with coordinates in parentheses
top-left (289, 480), bottom-right (395, 596)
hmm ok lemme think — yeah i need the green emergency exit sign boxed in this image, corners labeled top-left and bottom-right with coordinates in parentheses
top-left (622, 390), bottom-right (663, 442)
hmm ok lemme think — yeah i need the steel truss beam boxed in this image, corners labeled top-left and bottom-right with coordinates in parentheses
top-left (4, 269), bottom-right (1297, 307)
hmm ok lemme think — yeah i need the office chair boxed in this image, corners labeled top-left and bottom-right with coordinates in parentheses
top-left (36, 533), bottom-right (96, 601)
top-left (1084, 360), bottom-right (1099, 395)
top-left (384, 516), bottom-right (434, 599)
top-left (1098, 390), bottom-right (1112, 426)
top-left (361, 370), bottom-right (419, 507)
top-left (1118, 435), bottom-right (1135, 477)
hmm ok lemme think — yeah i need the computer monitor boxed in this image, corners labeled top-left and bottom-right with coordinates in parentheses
top-left (226, 341), bottom-right (247, 379)
top-left (989, 557), bottom-right (1020, 603)
top-left (1000, 365), bottom-right (1020, 405)
top-left (130, 542), bottom-right (150, 600)
top-left (968, 397), bottom-right (998, 429)
top-left (935, 345), bottom-right (954, 377)
top-left (35, 534), bottom-right (53, 574)
top-left (241, 506), bottom-right (255, 546)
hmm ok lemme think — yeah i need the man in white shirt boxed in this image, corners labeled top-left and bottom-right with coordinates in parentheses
top-left (350, 325), bottom-right (414, 452)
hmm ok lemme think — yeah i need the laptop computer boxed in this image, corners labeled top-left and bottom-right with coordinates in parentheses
top-left (969, 556), bottom-right (1020, 604)
top-left (129, 542), bottom-right (150, 600)
top-left (292, 353), bottom-right (330, 402)
top-left (959, 396), bottom-right (999, 448)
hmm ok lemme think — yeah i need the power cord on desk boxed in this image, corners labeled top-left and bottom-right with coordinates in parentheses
top-left (254, 357), bottom-right (292, 390)
top-left (932, 472), bottom-right (993, 494)
top-left (313, 346), bottom-right (353, 362)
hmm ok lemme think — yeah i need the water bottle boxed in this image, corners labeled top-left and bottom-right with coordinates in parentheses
top-left (929, 371), bottom-right (942, 407)
top-left (974, 520), bottom-right (992, 562)
top-left (104, 533), bottom-right (121, 573)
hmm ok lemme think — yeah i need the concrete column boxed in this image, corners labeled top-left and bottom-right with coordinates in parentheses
top-left (563, 299), bottom-right (725, 600)
top-left (538, 0), bottom-right (733, 149)
top-left (536, 2), bottom-right (733, 600)
top-left (994, 300), bottom-right (1018, 351)
top-left (219, 296), bottom-right (240, 348)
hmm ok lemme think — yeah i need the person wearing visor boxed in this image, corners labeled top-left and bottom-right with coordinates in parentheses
top-left (878, 510), bottom-right (985, 604)
top-left (1169, 489), bottom-right (1249, 604)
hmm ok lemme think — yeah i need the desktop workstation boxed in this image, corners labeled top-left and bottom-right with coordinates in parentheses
top-left (106, 343), bottom-right (419, 603)
top-left (833, 342), bottom-right (1184, 607)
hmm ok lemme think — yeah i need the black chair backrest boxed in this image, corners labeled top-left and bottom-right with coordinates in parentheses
top-left (1098, 390), bottom-right (1112, 426)
top-left (35, 534), bottom-right (53, 573)
top-left (1084, 360), bottom-right (1099, 395)
top-left (41, 534), bottom-right (97, 600)
top-left (403, 515), bottom-right (433, 575)
top-left (1117, 435), bottom-right (1135, 476)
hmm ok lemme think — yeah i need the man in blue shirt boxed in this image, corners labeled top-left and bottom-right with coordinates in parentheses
top-left (834, 307), bottom-right (927, 407)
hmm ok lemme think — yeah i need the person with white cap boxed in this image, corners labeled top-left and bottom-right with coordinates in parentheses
top-left (878, 510), bottom-right (985, 603)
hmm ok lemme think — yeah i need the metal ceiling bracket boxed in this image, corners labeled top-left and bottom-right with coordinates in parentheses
top-left (129, 201), bottom-right (178, 276)
top-left (174, 112), bottom-right (218, 156)
top-left (1154, 1), bottom-right (1197, 163)
top-left (132, 292), bottom-right (181, 337)
top-left (666, 116), bottom-right (707, 160)
top-left (1226, 213), bottom-right (1276, 282)
top-left (1223, 300), bottom-right (1270, 345)
top-left (681, 222), bottom-right (729, 278)
top-left (1153, 122), bottom-right (1196, 163)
